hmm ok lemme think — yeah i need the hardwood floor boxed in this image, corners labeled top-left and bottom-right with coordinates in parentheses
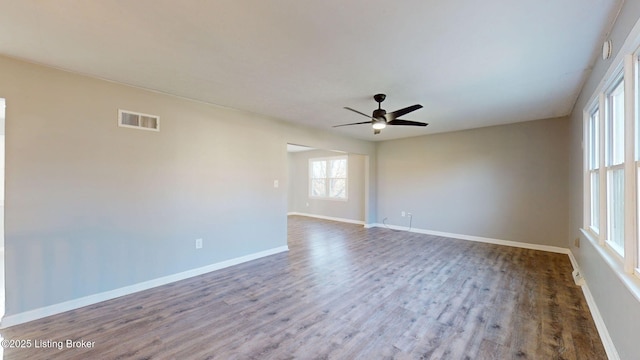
top-left (1, 216), bottom-right (606, 359)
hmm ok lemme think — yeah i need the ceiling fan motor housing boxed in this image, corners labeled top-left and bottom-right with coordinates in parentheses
top-left (372, 108), bottom-right (387, 119)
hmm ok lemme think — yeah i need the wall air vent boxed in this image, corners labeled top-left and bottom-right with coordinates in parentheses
top-left (118, 109), bottom-right (160, 131)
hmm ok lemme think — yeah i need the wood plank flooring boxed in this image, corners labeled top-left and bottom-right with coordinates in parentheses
top-left (1, 216), bottom-right (606, 359)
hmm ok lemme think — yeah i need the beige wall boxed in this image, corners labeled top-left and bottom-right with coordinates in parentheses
top-left (0, 55), bottom-right (376, 318)
top-left (377, 117), bottom-right (571, 247)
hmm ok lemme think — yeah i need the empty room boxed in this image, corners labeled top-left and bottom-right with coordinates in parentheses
top-left (0, 1), bottom-right (639, 359)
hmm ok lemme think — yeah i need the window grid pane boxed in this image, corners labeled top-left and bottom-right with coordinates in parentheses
top-left (589, 109), bottom-right (599, 170)
top-left (329, 179), bottom-right (346, 198)
top-left (329, 159), bottom-right (347, 178)
top-left (637, 165), bottom-right (640, 267)
top-left (311, 179), bottom-right (326, 197)
top-left (607, 79), bottom-right (625, 166)
top-left (607, 168), bottom-right (625, 254)
top-left (311, 161), bottom-right (326, 179)
top-left (590, 170), bottom-right (600, 231)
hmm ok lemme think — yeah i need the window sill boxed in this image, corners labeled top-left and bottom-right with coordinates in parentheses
top-left (604, 240), bottom-right (625, 261)
top-left (581, 228), bottom-right (640, 303)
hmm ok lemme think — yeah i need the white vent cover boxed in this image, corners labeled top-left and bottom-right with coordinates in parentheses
top-left (118, 109), bottom-right (160, 131)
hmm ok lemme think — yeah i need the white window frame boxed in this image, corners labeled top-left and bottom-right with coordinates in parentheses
top-left (632, 53), bottom-right (640, 276)
top-left (623, 54), bottom-right (638, 274)
top-left (308, 155), bottom-right (348, 201)
top-left (583, 46), bottom-right (640, 279)
top-left (586, 105), bottom-right (601, 236)
top-left (604, 74), bottom-right (626, 257)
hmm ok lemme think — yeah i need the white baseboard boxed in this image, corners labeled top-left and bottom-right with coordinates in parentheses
top-left (370, 223), bottom-right (570, 254)
top-left (577, 280), bottom-right (620, 360)
top-left (372, 223), bottom-right (619, 358)
top-left (0, 245), bottom-right (289, 329)
top-left (567, 250), bottom-right (580, 270)
top-left (288, 212), bottom-right (365, 226)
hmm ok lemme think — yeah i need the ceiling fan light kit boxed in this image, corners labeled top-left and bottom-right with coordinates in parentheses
top-left (372, 120), bottom-right (386, 130)
top-left (335, 93), bottom-right (428, 134)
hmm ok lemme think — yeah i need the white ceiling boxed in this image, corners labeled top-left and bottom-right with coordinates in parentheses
top-left (0, 1), bottom-right (622, 141)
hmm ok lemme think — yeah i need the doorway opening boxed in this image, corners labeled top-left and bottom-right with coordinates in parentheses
top-left (286, 143), bottom-right (369, 225)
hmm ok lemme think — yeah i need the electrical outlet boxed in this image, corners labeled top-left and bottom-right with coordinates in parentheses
top-left (574, 237), bottom-right (580, 248)
top-left (273, 180), bottom-right (279, 188)
top-left (195, 238), bottom-right (203, 249)
top-left (401, 211), bottom-right (406, 217)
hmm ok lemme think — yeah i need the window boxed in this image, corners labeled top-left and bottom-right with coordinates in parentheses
top-left (605, 77), bottom-right (625, 255)
top-left (583, 18), bottom-right (640, 285)
top-left (309, 156), bottom-right (347, 200)
top-left (584, 48), bottom-right (640, 276)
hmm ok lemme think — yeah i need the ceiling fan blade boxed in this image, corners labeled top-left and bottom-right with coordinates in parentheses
top-left (387, 119), bottom-right (428, 127)
top-left (344, 107), bottom-right (375, 120)
top-left (386, 104), bottom-right (423, 121)
top-left (333, 121), bottom-right (373, 128)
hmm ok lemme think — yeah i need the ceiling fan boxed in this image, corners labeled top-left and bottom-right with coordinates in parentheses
top-left (334, 94), bottom-right (428, 134)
